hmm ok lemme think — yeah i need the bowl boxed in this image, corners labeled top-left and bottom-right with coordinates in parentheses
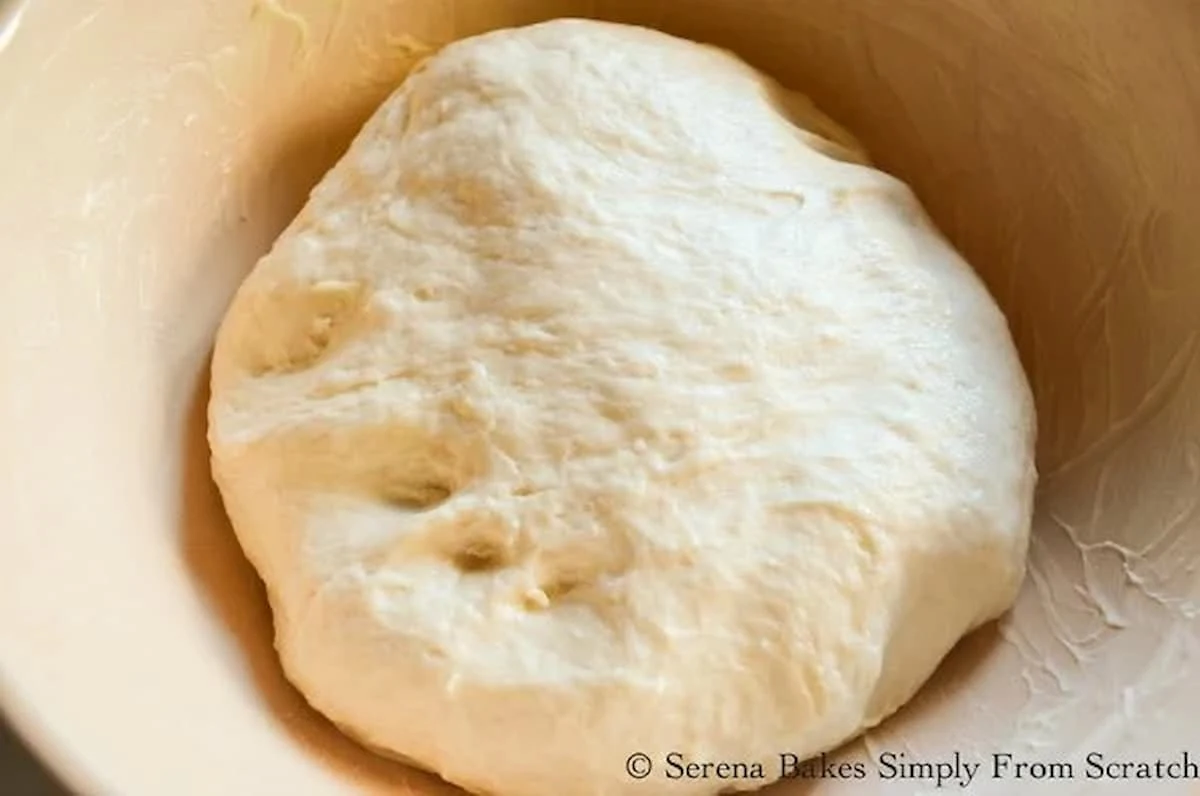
top-left (1, 1), bottom-right (1198, 794)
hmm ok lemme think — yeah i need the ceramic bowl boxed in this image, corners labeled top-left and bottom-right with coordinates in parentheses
top-left (1, 1), bottom-right (1197, 793)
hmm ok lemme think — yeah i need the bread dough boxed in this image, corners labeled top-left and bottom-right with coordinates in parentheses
top-left (208, 18), bottom-right (1037, 796)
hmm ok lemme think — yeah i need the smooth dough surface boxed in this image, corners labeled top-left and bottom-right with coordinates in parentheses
top-left (208, 19), bottom-right (1037, 796)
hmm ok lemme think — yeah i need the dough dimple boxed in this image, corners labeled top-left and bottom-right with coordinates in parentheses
top-left (208, 18), bottom-right (1036, 796)
top-left (235, 278), bottom-right (368, 376)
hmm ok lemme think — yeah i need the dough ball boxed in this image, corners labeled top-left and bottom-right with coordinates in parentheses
top-left (208, 18), bottom-right (1036, 796)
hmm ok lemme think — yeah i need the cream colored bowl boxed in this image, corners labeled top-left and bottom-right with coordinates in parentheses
top-left (1, 1), bottom-right (1198, 794)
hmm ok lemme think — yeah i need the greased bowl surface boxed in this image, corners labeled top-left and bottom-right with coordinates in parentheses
top-left (0, 2), bottom-right (1198, 794)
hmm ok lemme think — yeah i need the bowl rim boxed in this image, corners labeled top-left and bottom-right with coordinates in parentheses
top-left (0, 663), bottom-right (107, 795)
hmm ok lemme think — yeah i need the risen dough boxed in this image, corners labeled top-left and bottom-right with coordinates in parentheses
top-left (208, 18), bottom-right (1037, 796)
